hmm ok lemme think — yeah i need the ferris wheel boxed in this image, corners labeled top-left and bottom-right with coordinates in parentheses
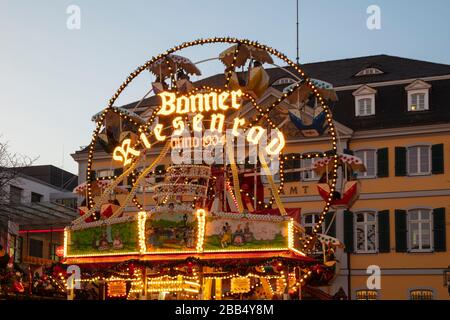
top-left (71, 37), bottom-right (352, 254)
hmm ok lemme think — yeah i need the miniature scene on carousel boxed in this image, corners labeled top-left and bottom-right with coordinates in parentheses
top-left (0, 38), bottom-right (368, 300)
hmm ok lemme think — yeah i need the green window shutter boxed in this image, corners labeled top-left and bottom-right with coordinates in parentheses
top-left (395, 210), bottom-right (407, 252)
top-left (343, 210), bottom-right (354, 253)
top-left (377, 210), bottom-right (390, 253)
top-left (431, 144), bottom-right (444, 174)
top-left (377, 148), bottom-right (389, 177)
top-left (433, 208), bottom-right (446, 252)
top-left (395, 147), bottom-right (407, 176)
top-left (343, 149), bottom-right (354, 155)
top-left (87, 170), bottom-right (96, 181)
top-left (324, 211), bottom-right (336, 237)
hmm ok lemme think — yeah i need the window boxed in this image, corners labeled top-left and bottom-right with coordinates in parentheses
top-left (55, 198), bottom-right (77, 208)
top-left (406, 80), bottom-right (430, 112)
top-left (409, 93), bottom-right (426, 111)
top-left (302, 213), bottom-right (325, 234)
top-left (49, 243), bottom-right (60, 261)
top-left (284, 154), bottom-right (301, 182)
top-left (355, 68), bottom-right (383, 76)
top-left (408, 209), bottom-right (432, 252)
top-left (302, 213), bottom-right (325, 253)
top-left (273, 77), bottom-right (295, 86)
top-left (29, 238), bottom-right (43, 258)
top-left (97, 169), bottom-right (114, 178)
top-left (301, 157), bottom-right (318, 181)
top-left (356, 97), bottom-right (374, 116)
top-left (354, 150), bottom-right (376, 178)
top-left (9, 185), bottom-right (22, 203)
top-left (8, 234), bottom-right (16, 260)
top-left (355, 211), bottom-right (377, 253)
top-left (137, 185), bottom-right (154, 194)
top-left (407, 145), bottom-right (431, 175)
top-left (261, 172), bottom-right (280, 185)
top-left (353, 85), bottom-right (376, 117)
top-left (31, 192), bottom-right (43, 203)
top-left (356, 290), bottom-right (378, 300)
top-left (410, 289), bottom-right (433, 300)
top-left (15, 237), bottom-right (23, 263)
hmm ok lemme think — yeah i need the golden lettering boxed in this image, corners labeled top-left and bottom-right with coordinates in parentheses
top-left (172, 117), bottom-right (185, 135)
top-left (153, 124), bottom-right (166, 141)
top-left (113, 139), bottom-right (140, 166)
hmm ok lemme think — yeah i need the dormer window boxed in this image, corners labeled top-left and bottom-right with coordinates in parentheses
top-left (272, 77), bottom-right (295, 86)
top-left (355, 67), bottom-right (384, 76)
top-left (353, 85), bottom-right (377, 117)
top-left (410, 93), bottom-right (426, 111)
top-left (357, 98), bottom-right (373, 116)
top-left (405, 80), bottom-right (431, 112)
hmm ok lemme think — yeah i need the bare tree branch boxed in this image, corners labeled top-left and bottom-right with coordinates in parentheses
top-left (0, 136), bottom-right (39, 204)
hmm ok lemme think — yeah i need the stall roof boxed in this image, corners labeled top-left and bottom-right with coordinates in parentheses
top-left (0, 201), bottom-right (78, 230)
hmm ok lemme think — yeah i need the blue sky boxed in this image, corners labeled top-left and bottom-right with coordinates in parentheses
top-left (1, 0), bottom-right (449, 174)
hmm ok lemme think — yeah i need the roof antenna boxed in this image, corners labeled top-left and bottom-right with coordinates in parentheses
top-left (61, 145), bottom-right (64, 188)
top-left (296, 0), bottom-right (300, 65)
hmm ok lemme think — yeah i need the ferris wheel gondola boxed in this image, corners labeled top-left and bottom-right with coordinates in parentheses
top-left (283, 79), bottom-right (338, 137)
top-left (315, 153), bottom-right (366, 209)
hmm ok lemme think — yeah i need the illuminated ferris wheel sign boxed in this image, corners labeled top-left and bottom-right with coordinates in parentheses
top-left (74, 37), bottom-right (341, 256)
top-left (112, 88), bottom-right (286, 168)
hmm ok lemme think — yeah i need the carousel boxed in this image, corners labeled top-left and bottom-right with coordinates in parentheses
top-left (61, 38), bottom-right (366, 300)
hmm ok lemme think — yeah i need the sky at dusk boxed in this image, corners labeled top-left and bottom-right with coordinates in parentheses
top-left (1, 0), bottom-right (449, 174)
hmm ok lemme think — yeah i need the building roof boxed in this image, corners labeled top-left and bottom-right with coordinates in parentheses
top-left (332, 78), bottom-right (450, 131)
top-left (0, 201), bottom-right (78, 230)
top-left (17, 165), bottom-right (78, 192)
top-left (118, 54), bottom-right (450, 111)
top-left (293, 54), bottom-right (450, 87)
top-left (74, 54), bottom-right (450, 155)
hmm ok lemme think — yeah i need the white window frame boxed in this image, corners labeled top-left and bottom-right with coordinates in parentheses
top-left (283, 153), bottom-right (302, 183)
top-left (406, 145), bottom-right (431, 176)
top-left (355, 95), bottom-right (375, 117)
top-left (273, 77), bottom-right (295, 86)
top-left (407, 209), bottom-right (433, 253)
top-left (97, 169), bottom-right (114, 178)
top-left (302, 212), bottom-right (325, 253)
top-left (407, 89), bottom-right (429, 112)
top-left (354, 149), bottom-right (377, 178)
top-left (261, 172), bottom-right (280, 184)
top-left (354, 211), bottom-right (378, 253)
top-left (302, 213), bottom-right (325, 234)
top-left (405, 80), bottom-right (431, 112)
top-left (355, 68), bottom-right (383, 76)
top-left (301, 156), bottom-right (319, 181)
